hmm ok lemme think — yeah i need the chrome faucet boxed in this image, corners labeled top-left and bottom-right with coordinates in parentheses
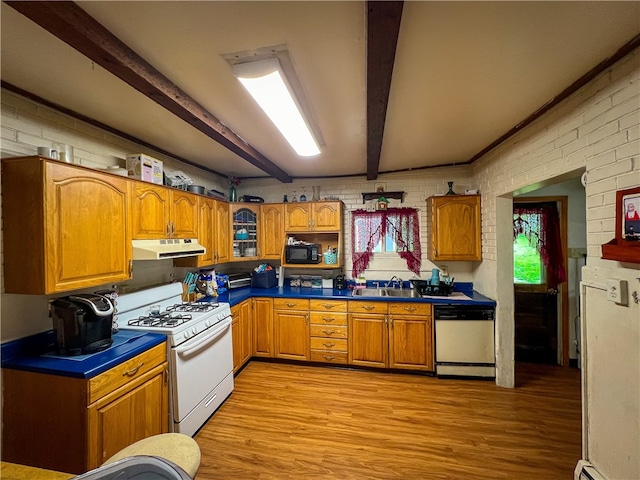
top-left (385, 276), bottom-right (403, 289)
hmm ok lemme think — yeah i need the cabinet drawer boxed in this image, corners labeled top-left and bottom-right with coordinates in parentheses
top-left (310, 337), bottom-right (347, 352)
top-left (388, 302), bottom-right (432, 316)
top-left (309, 311), bottom-right (347, 326)
top-left (310, 350), bottom-right (348, 364)
top-left (273, 298), bottom-right (310, 310)
top-left (309, 299), bottom-right (347, 312)
top-left (88, 343), bottom-right (166, 404)
top-left (348, 301), bottom-right (388, 314)
top-left (310, 325), bottom-right (348, 339)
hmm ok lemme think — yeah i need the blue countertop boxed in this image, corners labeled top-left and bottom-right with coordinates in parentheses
top-left (215, 283), bottom-right (496, 307)
top-left (2, 282), bottom-right (493, 379)
top-left (1, 330), bottom-right (166, 379)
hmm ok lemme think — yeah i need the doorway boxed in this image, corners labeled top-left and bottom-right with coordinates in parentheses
top-left (513, 197), bottom-right (569, 366)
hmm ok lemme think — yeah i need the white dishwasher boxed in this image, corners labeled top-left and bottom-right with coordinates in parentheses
top-left (434, 305), bottom-right (496, 378)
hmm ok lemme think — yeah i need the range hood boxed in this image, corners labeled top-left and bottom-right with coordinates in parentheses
top-left (132, 238), bottom-right (206, 260)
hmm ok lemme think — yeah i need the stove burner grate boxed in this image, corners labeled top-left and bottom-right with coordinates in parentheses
top-left (128, 312), bottom-right (193, 328)
top-left (166, 302), bottom-right (219, 313)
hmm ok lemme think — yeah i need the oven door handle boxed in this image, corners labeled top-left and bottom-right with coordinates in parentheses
top-left (175, 318), bottom-right (230, 356)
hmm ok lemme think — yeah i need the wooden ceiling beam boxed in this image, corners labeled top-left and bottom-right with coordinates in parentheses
top-left (366, 1), bottom-right (404, 181)
top-left (5, 1), bottom-right (293, 183)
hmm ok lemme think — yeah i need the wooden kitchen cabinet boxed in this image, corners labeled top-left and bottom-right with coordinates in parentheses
top-left (1, 157), bottom-right (132, 294)
top-left (273, 298), bottom-right (310, 361)
top-left (348, 301), bottom-right (388, 368)
top-left (174, 197), bottom-right (229, 267)
top-left (388, 302), bottom-right (433, 371)
top-left (252, 297), bottom-right (274, 357)
top-left (214, 199), bottom-right (231, 263)
top-left (348, 301), bottom-right (434, 371)
top-left (130, 182), bottom-right (198, 239)
top-left (231, 299), bottom-right (252, 373)
top-left (175, 195), bottom-right (215, 267)
top-left (230, 204), bottom-right (260, 261)
top-left (309, 299), bottom-right (348, 364)
top-left (2, 343), bottom-right (168, 474)
top-left (284, 201), bottom-right (342, 232)
top-left (428, 194), bottom-right (482, 261)
top-left (260, 203), bottom-right (285, 259)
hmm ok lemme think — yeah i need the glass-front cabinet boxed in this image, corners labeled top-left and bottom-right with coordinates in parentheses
top-left (231, 205), bottom-right (259, 261)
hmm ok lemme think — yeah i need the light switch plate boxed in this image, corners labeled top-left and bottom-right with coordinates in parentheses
top-left (606, 278), bottom-right (628, 305)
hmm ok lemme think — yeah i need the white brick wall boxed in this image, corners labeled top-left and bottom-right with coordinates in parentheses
top-left (0, 89), bottom-right (227, 192)
top-left (241, 167), bottom-right (475, 281)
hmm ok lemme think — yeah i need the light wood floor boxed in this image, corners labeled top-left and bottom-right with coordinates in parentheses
top-left (194, 361), bottom-right (581, 480)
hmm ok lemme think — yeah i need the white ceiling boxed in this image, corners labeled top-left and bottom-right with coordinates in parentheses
top-left (2, 1), bottom-right (639, 181)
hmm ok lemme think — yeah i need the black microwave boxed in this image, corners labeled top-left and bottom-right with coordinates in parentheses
top-left (285, 244), bottom-right (321, 264)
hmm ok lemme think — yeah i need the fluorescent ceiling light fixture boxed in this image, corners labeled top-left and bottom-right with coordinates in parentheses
top-left (233, 58), bottom-right (321, 157)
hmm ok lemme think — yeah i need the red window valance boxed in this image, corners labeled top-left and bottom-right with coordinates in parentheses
top-left (351, 207), bottom-right (421, 277)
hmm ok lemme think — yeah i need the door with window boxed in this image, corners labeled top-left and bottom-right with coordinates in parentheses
top-left (513, 199), bottom-right (567, 365)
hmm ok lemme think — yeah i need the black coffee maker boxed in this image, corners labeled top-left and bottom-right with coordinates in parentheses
top-left (50, 294), bottom-right (114, 356)
top-left (333, 274), bottom-right (347, 290)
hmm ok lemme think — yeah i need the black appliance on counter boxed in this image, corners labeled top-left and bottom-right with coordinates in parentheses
top-left (50, 294), bottom-right (114, 356)
top-left (285, 244), bottom-right (321, 264)
top-left (333, 275), bottom-right (347, 290)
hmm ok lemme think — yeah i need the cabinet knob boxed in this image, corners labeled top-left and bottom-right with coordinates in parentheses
top-left (286, 302), bottom-right (296, 307)
top-left (362, 305), bottom-right (374, 311)
top-left (322, 330), bottom-right (335, 336)
top-left (404, 306), bottom-right (416, 312)
top-left (321, 304), bottom-right (335, 309)
top-left (323, 355), bottom-right (335, 361)
top-left (323, 342), bottom-right (335, 348)
top-left (322, 317), bottom-right (335, 322)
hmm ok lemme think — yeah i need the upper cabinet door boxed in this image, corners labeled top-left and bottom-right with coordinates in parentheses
top-left (260, 203), bottom-right (284, 259)
top-left (130, 183), bottom-right (171, 239)
top-left (170, 190), bottom-right (199, 238)
top-left (312, 202), bottom-right (342, 231)
top-left (428, 195), bottom-right (481, 261)
top-left (284, 202), bottom-right (342, 232)
top-left (44, 162), bottom-right (132, 292)
top-left (214, 200), bottom-right (230, 263)
top-left (284, 203), bottom-right (311, 231)
top-left (196, 197), bottom-right (216, 266)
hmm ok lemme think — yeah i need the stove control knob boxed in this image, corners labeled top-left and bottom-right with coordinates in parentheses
top-left (191, 327), bottom-right (197, 335)
top-left (205, 320), bottom-right (212, 328)
top-left (184, 331), bottom-right (190, 340)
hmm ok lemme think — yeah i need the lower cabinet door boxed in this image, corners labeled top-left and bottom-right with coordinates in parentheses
top-left (348, 313), bottom-right (388, 367)
top-left (274, 310), bottom-right (310, 360)
top-left (252, 297), bottom-right (274, 357)
top-left (87, 363), bottom-right (168, 470)
top-left (389, 316), bottom-right (433, 370)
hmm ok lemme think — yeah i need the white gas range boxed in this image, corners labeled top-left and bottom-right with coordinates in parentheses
top-left (116, 283), bottom-right (233, 437)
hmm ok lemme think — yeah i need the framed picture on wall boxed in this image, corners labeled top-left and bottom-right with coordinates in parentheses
top-left (620, 187), bottom-right (640, 240)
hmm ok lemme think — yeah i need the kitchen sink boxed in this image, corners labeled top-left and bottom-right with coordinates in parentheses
top-left (352, 288), bottom-right (387, 297)
top-left (383, 289), bottom-right (422, 298)
top-left (352, 288), bottom-right (421, 298)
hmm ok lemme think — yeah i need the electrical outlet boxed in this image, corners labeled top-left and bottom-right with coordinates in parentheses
top-left (440, 265), bottom-right (449, 277)
top-left (606, 279), bottom-right (628, 305)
